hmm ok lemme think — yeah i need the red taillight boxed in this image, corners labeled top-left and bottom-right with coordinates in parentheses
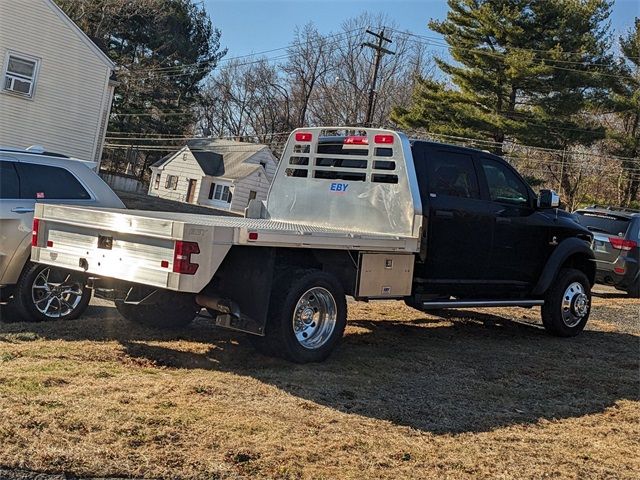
top-left (374, 134), bottom-right (394, 144)
top-left (614, 266), bottom-right (626, 274)
top-left (248, 232), bottom-right (258, 241)
top-left (31, 218), bottom-right (40, 247)
top-left (173, 241), bottom-right (200, 275)
top-left (295, 132), bottom-right (313, 142)
top-left (609, 237), bottom-right (637, 251)
top-left (160, 260), bottom-right (169, 268)
top-left (344, 135), bottom-right (368, 145)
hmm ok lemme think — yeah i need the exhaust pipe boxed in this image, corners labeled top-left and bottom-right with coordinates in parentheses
top-left (195, 294), bottom-right (241, 318)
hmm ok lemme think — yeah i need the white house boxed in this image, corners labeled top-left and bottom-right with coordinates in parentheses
top-left (0, 0), bottom-right (116, 164)
top-left (148, 139), bottom-right (278, 213)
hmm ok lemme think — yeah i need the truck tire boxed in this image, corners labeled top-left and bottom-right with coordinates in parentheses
top-left (13, 262), bottom-right (91, 322)
top-left (541, 268), bottom-right (591, 337)
top-left (115, 291), bottom-right (199, 329)
top-left (251, 269), bottom-right (347, 363)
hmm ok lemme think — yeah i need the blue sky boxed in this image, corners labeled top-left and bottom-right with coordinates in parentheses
top-left (204, 0), bottom-right (639, 58)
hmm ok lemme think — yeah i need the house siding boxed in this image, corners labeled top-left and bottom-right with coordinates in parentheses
top-left (229, 168), bottom-right (271, 213)
top-left (147, 149), bottom-right (205, 203)
top-left (244, 148), bottom-right (278, 181)
top-left (0, 0), bottom-right (113, 160)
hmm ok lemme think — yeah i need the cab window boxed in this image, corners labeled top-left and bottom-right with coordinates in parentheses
top-left (480, 157), bottom-right (529, 206)
top-left (427, 151), bottom-right (480, 199)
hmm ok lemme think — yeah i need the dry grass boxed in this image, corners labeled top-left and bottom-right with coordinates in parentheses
top-left (0, 289), bottom-right (638, 479)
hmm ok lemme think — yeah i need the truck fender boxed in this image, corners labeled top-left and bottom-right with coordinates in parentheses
top-left (531, 237), bottom-right (595, 296)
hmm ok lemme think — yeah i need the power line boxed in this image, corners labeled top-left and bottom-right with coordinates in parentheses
top-left (123, 30), bottom-right (364, 81)
top-left (139, 28), bottom-right (364, 74)
top-left (388, 28), bottom-right (627, 66)
top-left (391, 30), bottom-right (635, 80)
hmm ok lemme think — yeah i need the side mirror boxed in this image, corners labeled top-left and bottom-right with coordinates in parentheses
top-left (537, 189), bottom-right (560, 209)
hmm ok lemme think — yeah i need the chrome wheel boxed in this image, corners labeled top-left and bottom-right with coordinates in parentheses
top-left (292, 287), bottom-right (337, 350)
top-left (31, 268), bottom-right (84, 319)
top-left (561, 281), bottom-right (589, 328)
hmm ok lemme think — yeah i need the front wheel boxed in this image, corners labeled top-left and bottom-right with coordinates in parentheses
top-left (251, 269), bottom-right (347, 363)
top-left (13, 262), bottom-right (91, 322)
top-left (115, 290), bottom-right (199, 329)
top-left (541, 268), bottom-right (591, 337)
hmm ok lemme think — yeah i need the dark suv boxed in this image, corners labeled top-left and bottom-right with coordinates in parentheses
top-left (574, 206), bottom-right (640, 297)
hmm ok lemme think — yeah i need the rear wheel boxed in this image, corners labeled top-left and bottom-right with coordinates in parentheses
top-left (115, 290), bottom-right (199, 329)
top-left (541, 268), bottom-right (591, 337)
top-left (250, 269), bottom-right (347, 363)
top-left (14, 262), bottom-right (91, 322)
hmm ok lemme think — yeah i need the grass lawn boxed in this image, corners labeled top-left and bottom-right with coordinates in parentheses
top-left (0, 289), bottom-right (638, 479)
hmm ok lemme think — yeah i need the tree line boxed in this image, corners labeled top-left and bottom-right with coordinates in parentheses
top-left (57, 0), bottom-right (639, 208)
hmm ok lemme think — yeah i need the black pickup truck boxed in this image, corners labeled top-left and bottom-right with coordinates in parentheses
top-left (31, 128), bottom-right (595, 362)
top-left (407, 139), bottom-right (594, 336)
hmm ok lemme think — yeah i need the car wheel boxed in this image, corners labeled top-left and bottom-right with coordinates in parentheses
top-left (115, 290), bottom-right (199, 329)
top-left (541, 268), bottom-right (591, 337)
top-left (250, 269), bottom-right (347, 363)
top-left (14, 262), bottom-right (91, 322)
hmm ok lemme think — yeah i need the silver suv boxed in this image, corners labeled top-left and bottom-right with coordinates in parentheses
top-left (574, 206), bottom-right (640, 297)
top-left (0, 147), bottom-right (124, 321)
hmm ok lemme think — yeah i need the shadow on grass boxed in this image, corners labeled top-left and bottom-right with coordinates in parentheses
top-left (1, 302), bottom-right (638, 434)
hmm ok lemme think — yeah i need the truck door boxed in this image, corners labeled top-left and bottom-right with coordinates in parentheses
top-left (412, 144), bottom-right (493, 284)
top-left (477, 155), bottom-right (548, 285)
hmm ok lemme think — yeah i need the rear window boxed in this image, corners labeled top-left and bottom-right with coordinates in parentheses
top-left (575, 211), bottom-right (630, 236)
top-left (15, 162), bottom-right (91, 200)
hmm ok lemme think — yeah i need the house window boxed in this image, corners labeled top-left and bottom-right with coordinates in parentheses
top-left (154, 173), bottom-right (161, 189)
top-left (165, 174), bottom-right (178, 190)
top-left (249, 190), bottom-right (257, 201)
top-left (3, 53), bottom-right (39, 97)
top-left (209, 182), bottom-right (232, 203)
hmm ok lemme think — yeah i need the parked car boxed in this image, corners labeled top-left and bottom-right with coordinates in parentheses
top-left (31, 128), bottom-right (596, 363)
top-left (574, 205), bottom-right (640, 297)
top-left (0, 146), bottom-right (125, 321)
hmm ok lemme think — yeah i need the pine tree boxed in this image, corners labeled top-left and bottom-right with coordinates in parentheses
top-left (56, 0), bottom-right (226, 178)
top-left (392, 0), bottom-right (615, 165)
top-left (604, 20), bottom-right (639, 206)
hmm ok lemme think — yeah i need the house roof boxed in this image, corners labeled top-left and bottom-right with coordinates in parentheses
top-left (46, 0), bottom-right (115, 70)
top-left (152, 139), bottom-right (271, 180)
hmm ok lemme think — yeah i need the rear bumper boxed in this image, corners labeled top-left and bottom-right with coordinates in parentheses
top-left (595, 258), bottom-right (639, 290)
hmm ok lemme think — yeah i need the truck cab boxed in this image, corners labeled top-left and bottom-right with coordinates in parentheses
top-left (409, 140), bottom-right (594, 300)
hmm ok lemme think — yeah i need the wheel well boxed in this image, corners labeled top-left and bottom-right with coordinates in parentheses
top-left (274, 248), bottom-right (358, 296)
top-left (562, 253), bottom-right (596, 286)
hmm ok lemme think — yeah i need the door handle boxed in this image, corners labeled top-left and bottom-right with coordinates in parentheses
top-left (435, 210), bottom-right (455, 218)
top-left (11, 207), bottom-right (35, 214)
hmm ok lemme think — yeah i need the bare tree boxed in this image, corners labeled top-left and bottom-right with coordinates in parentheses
top-left (282, 23), bottom-right (333, 127)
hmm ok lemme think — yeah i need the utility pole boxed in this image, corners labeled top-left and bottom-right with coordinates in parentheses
top-left (362, 28), bottom-right (395, 127)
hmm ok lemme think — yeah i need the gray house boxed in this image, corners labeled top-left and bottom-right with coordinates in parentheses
top-left (148, 139), bottom-right (278, 213)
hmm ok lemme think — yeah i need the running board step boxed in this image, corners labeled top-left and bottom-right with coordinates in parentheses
top-left (421, 300), bottom-right (544, 309)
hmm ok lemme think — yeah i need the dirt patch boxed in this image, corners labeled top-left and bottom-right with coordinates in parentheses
top-left (0, 291), bottom-right (637, 479)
